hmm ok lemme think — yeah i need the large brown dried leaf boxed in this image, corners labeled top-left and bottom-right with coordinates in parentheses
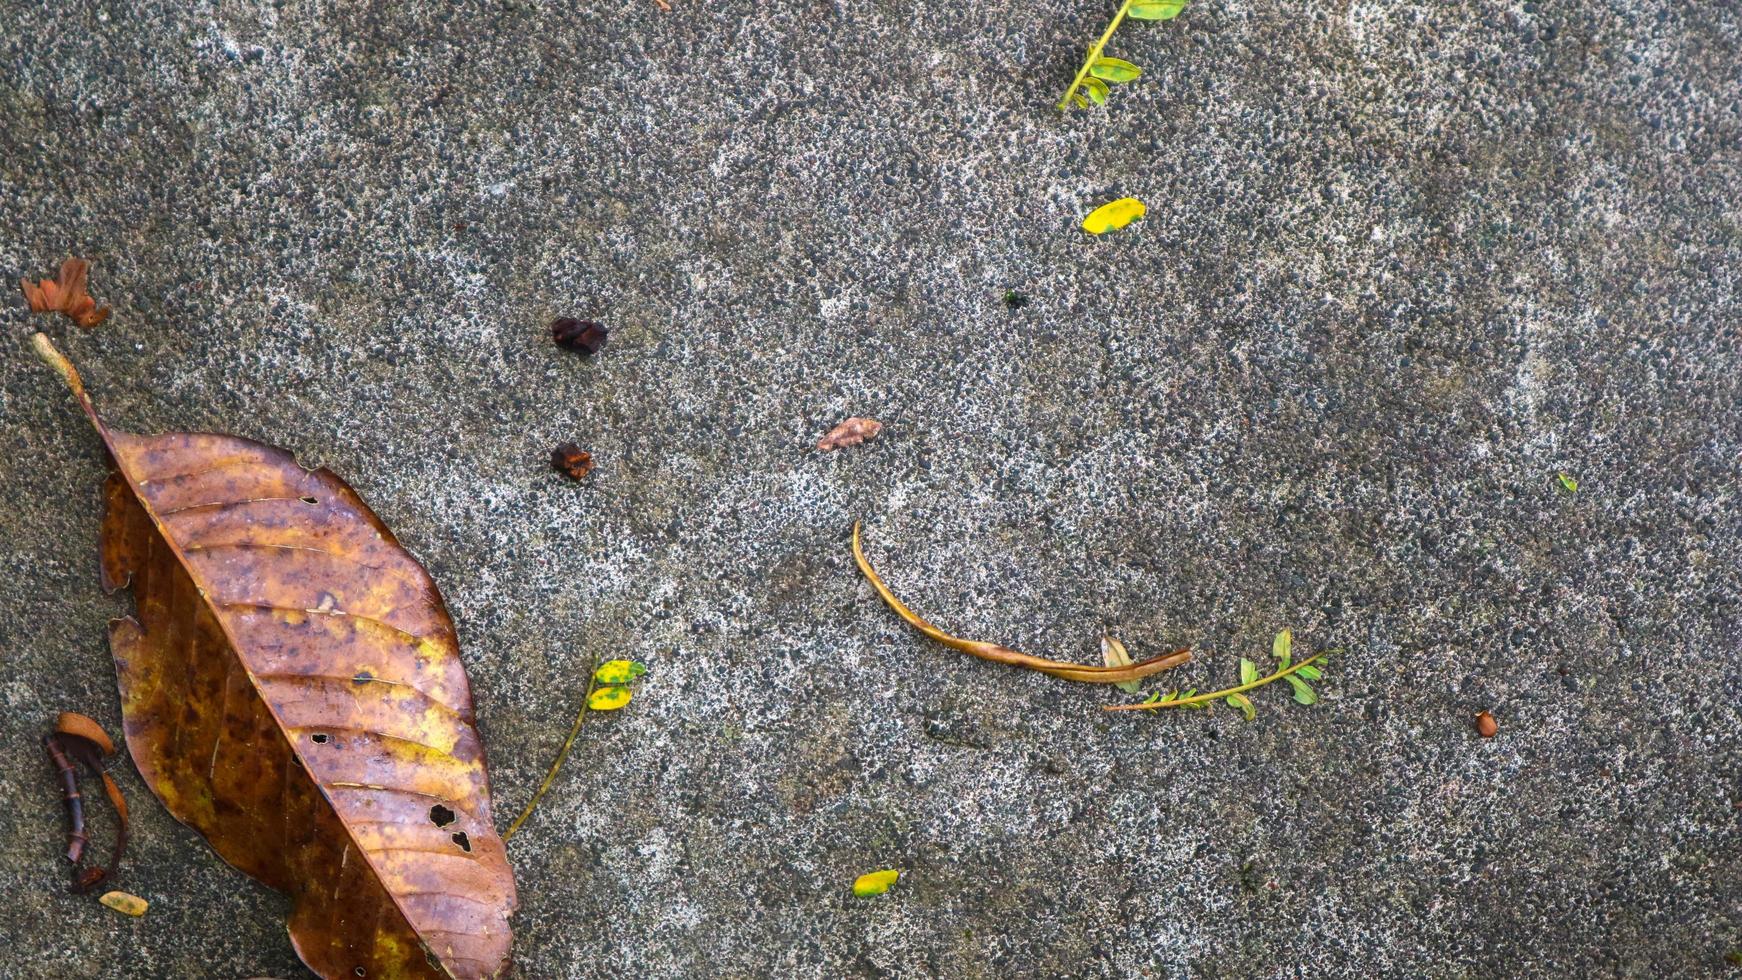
top-left (35, 335), bottom-right (516, 979)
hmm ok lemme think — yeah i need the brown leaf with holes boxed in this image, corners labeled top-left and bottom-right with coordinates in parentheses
top-left (32, 334), bottom-right (516, 979)
top-left (817, 416), bottom-right (883, 451)
top-left (21, 258), bottom-right (111, 329)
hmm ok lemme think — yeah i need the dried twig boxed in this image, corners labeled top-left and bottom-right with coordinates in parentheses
top-left (851, 521), bottom-right (1191, 683)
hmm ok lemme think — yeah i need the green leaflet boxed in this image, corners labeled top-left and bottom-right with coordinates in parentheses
top-left (1090, 58), bottom-right (1142, 83)
top-left (1273, 628), bottom-right (1293, 668)
top-left (1225, 692), bottom-right (1256, 721)
top-left (1558, 472), bottom-right (1579, 493)
top-left (1239, 658), bottom-right (1258, 685)
top-left (1296, 664), bottom-right (1322, 680)
top-left (1128, 0), bottom-right (1186, 19)
top-left (1285, 675), bottom-right (1317, 705)
top-left (1084, 76), bottom-right (1110, 105)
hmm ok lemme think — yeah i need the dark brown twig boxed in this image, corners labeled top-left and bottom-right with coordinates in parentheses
top-left (43, 734), bottom-right (89, 863)
top-left (42, 713), bottom-right (128, 893)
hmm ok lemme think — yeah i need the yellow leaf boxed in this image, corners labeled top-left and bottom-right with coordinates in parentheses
top-left (594, 659), bottom-right (646, 684)
top-left (587, 685), bottom-right (632, 711)
top-left (99, 891), bottom-right (149, 916)
top-left (852, 869), bottom-right (900, 896)
top-left (1082, 197), bottom-right (1146, 235)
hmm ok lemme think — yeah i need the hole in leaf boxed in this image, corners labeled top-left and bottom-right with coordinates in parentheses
top-left (300, 495), bottom-right (319, 505)
top-left (354, 969), bottom-right (366, 978)
top-left (451, 831), bottom-right (471, 852)
top-left (428, 804), bottom-right (456, 827)
top-left (311, 733), bottom-right (329, 744)
top-left (352, 670), bottom-right (374, 686)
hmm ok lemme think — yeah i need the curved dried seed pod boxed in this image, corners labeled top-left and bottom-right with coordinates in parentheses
top-left (851, 522), bottom-right (1190, 683)
top-left (35, 335), bottom-right (516, 979)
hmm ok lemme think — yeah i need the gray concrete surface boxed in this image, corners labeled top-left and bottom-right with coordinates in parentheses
top-left (2, 1), bottom-right (1739, 977)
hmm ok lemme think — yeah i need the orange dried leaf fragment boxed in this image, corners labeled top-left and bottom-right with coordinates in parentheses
top-left (21, 257), bottom-right (111, 329)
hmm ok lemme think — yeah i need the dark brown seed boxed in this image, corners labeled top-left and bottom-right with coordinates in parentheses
top-left (551, 318), bottom-right (608, 355)
top-left (551, 443), bottom-right (594, 481)
top-left (1474, 710), bottom-right (1498, 738)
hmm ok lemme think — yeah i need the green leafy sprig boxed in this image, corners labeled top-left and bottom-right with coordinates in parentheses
top-left (1104, 628), bottom-right (1337, 718)
top-left (1057, 0), bottom-right (1187, 112)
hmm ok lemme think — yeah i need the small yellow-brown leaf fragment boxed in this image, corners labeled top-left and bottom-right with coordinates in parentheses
top-left (1101, 636), bottom-right (1145, 694)
top-left (588, 685), bottom-right (633, 711)
top-left (817, 417), bottom-right (883, 451)
top-left (1081, 198), bottom-right (1146, 235)
top-left (852, 869), bottom-right (900, 896)
top-left (98, 891), bottom-right (148, 916)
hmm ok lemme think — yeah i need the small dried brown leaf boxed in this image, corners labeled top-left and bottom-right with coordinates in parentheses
top-left (552, 442), bottom-right (595, 480)
top-left (20, 258), bottom-right (111, 329)
top-left (817, 417), bottom-right (883, 451)
top-left (551, 317), bottom-right (608, 355)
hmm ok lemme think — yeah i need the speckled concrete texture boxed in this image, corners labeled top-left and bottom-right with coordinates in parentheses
top-left (2, 1), bottom-right (1739, 977)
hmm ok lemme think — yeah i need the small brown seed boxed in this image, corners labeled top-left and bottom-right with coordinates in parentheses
top-left (551, 317), bottom-right (608, 355)
top-left (551, 443), bottom-right (594, 481)
top-left (1474, 710), bottom-right (1498, 738)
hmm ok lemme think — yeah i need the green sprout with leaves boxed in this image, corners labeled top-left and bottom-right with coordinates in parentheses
top-left (1104, 628), bottom-right (1337, 718)
top-left (1057, 0), bottom-right (1188, 111)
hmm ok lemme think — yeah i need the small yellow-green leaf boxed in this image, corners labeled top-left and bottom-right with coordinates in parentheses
top-left (1239, 658), bottom-right (1258, 685)
top-left (1082, 197), bottom-right (1146, 235)
top-left (1273, 628), bottom-right (1293, 666)
top-left (1090, 58), bottom-right (1141, 83)
top-left (1296, 663), bottom-right (1323, 680)
top-left (1557, 472), bottom-right (1579, 493)
top-left (1128, 0), bottom-right (1186, 19)
top-left (588, 685), bottom-right (633, 711)
top-left (99, 891), bottom-right (149, 917)
top-left (1102, 635), bottom-right (1144, 694)
top-left (1071, 92), bottom-right (1091, 109)
top-left (853, 869), bottom-right (900, 896)
top-left (1285, 675), bottom-right (1318, 705)
top-left (595, 659), bottom-right (647, 684)
top-left (1084, 76), bottom-right (1110, 105)
top-left (1225, 692), bottom-right (1256, 721)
